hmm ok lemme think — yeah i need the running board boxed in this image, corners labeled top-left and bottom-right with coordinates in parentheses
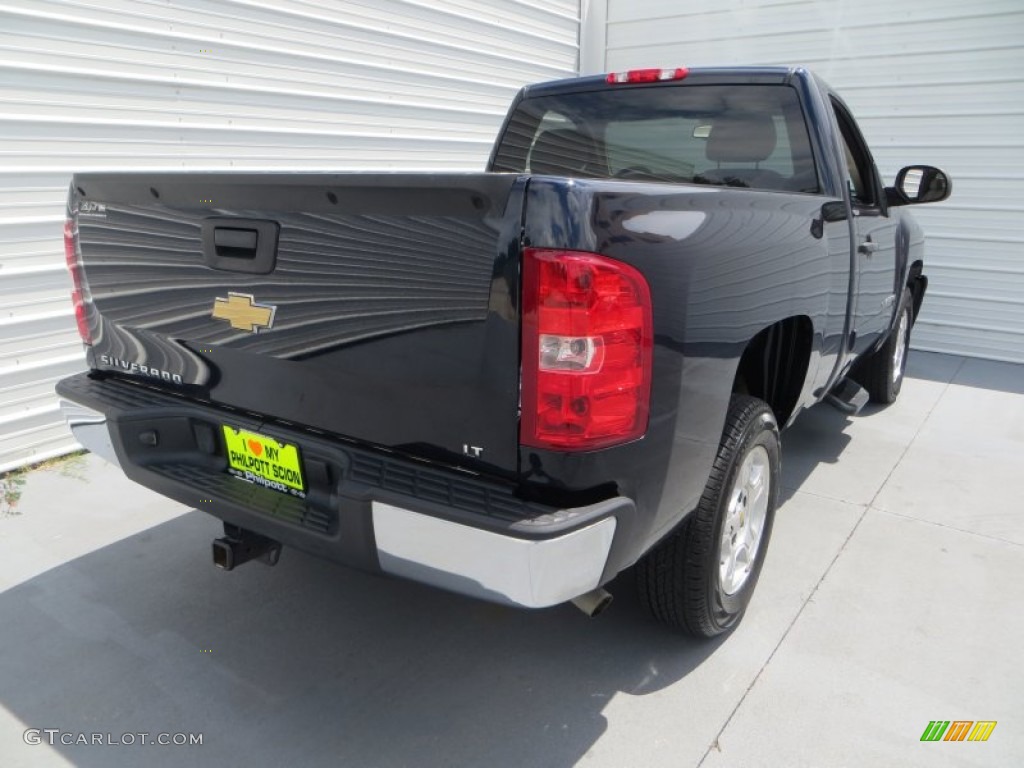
top-left (825, 378), bottom-right (869, 415)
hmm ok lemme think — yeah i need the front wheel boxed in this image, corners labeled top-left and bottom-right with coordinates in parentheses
top-left (636, 395), bottom-right (781, 638)
top-left (852, 288), bottom-right (914, 404)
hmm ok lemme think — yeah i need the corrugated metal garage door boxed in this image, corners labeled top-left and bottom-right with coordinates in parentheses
top-left (593, 0), bottom-right (1024, 363)
top-left (0, 0), bottom-right (580, 472)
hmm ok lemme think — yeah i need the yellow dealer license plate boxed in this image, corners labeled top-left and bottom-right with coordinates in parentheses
top-left (222, 425), bottom-right (306, 497)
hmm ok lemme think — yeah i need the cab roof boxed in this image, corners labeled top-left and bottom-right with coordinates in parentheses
top-left (521, 66), bottom-right (807, 99)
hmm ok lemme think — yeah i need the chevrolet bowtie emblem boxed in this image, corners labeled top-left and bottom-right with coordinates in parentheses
top-left (211, 292), bottom-right (276, 333)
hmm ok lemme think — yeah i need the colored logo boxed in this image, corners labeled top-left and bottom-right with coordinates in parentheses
top-left (211, 292), bottom-right (276, 333)
top-left (921, 721), bottom-right (997, 742)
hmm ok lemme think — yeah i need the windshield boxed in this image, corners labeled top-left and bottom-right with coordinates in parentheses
top-left (492, 84), bottom-right (819, 194)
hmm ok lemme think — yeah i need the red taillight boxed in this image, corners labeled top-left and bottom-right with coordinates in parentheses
top-left (63, 219), bottom-right (93, 345)
top-left (606, 67), bottom-right (688, 85)
top-left (521, 248), bottom-right (653, 451)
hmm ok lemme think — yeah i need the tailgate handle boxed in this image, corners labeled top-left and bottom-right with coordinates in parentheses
top-left (202, 218), bottom-right (279, 274)
top-left (214, 227), bottom-right (258, 256)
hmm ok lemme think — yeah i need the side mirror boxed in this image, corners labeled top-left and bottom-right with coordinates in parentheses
top-left (820, 200), bottom-right (848, 222)
top-left (888, 165), bottom-right (951, 206)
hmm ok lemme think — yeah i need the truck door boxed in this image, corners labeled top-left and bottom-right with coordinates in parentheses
top-left (831, 98), bottom-right (899, 356)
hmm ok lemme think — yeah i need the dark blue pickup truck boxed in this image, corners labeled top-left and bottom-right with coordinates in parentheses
top-left (57, 66), bottom-right (950, 637)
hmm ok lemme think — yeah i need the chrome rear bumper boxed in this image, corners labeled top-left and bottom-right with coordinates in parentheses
top-left (373, 501), bottom-right (618, 608)
top-left (58, 399), bottom-right (120, 467)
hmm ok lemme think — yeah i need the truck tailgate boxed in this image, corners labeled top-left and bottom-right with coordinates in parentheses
top-left (69, 173), bottom-right (523, 474)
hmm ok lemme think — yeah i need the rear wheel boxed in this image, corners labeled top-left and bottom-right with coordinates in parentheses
top-left (853, 288), bottom-right (914, 404)
top-left (636, 395), bottom-right (780, 638)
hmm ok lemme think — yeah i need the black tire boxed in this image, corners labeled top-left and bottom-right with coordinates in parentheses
top-left (852, 288), bottom-right (914, 404)
top-left (636, 395), bottom-right (781, 638)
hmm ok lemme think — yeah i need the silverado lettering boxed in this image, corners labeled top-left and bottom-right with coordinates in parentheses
top-left (98, 354), bottom-right (183, 384)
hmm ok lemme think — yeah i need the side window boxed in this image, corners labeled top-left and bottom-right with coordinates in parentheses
top-left (831, 99), bottom-right (877, 207)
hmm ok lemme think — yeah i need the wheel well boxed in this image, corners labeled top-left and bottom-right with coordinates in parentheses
top-left (732, 316), bottom-right (813, 426)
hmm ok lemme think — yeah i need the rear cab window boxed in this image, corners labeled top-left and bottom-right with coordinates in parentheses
top-left (492, 84), bottom-right (820, 195)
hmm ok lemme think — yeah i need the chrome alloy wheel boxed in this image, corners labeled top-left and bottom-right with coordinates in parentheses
top-left (893, 307), bottom-right (910, 384)
top-left (719, 445), bottom-right (771, 596)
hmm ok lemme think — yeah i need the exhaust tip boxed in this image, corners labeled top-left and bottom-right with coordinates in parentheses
top-left (571, 588), bottom-right (613, 618)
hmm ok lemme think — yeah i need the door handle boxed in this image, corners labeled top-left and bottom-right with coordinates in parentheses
top-left (858, 239), bottom-right (878, 255)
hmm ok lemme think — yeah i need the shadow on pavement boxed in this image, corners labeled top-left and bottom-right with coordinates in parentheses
top-left (778, 403), bottom-right (853, 502)
top-left (949, 357), bottom-right (1024, 396)
top-left (776, 350), bottom-right (990, 502)
top-left (892, 348), bottom-right (1024, 396)
top-left (1, 511), bottom-right (722, 768)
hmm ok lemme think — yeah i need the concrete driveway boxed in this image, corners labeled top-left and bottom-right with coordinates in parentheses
top-left (1, 351), bottom-right (1021, 767)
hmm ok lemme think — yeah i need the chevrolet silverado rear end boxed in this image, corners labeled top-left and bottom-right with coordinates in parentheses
top-left (58, 167), bottom-right (648, 611)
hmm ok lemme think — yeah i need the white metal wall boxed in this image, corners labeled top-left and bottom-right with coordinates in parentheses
top-left (0, 0), bottom-right (580, 473)
top-left (594, 0), bottom-right (1024, 364)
